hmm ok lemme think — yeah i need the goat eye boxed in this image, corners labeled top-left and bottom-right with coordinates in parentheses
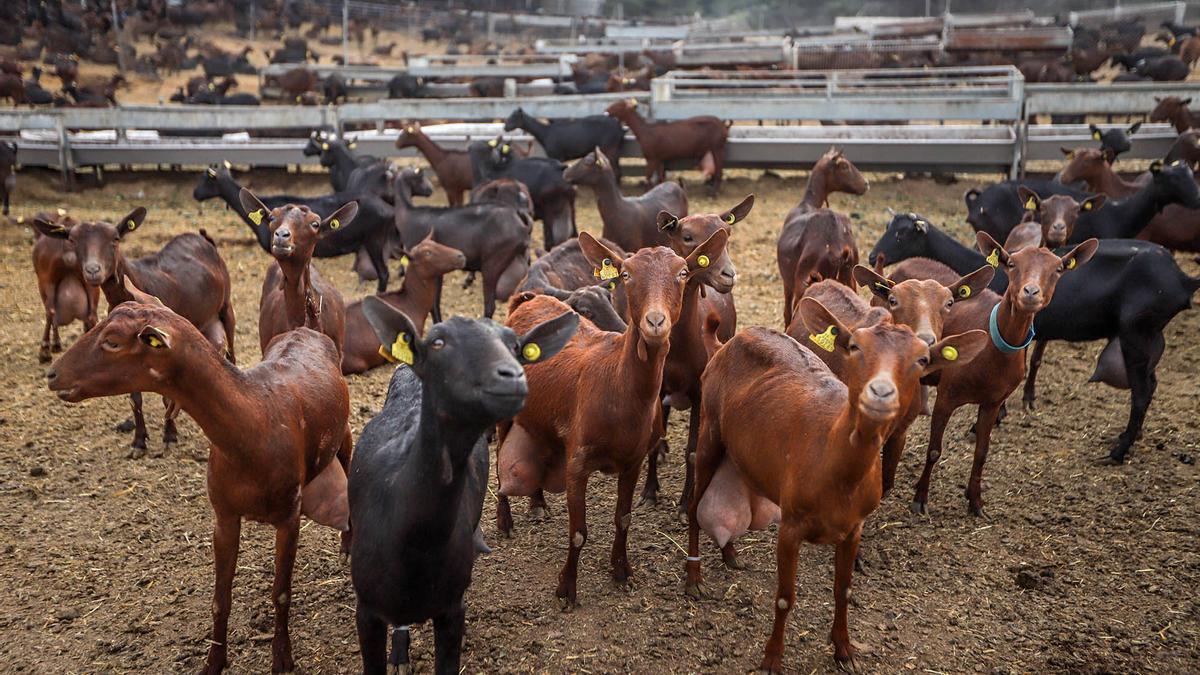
top-left (848, 343), bottom-right (860, 353)
top-left (679, 269), bottom-right (688, 279)
top-left (102, 339), bottom-right (120, 351)
top-left (621, 271), bottom-right (630, 281)
top-left (917, 356), bottom-right (930, 368)
top-left (945, 300), bottom-right (954, 310)
top-left (888, 296), bottom-right (899, 307)
top-left (683, 234), bottom-right (694, 243)
top-left (430, 338), bottom-right (445, 350)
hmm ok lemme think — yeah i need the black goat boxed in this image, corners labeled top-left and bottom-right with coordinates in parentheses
top-left (467, 138), bottom-right (576, 250)
top-left (350, 298), bottom-right (577, 675)
top-left (1089, 122), bottom-right (1140, 161)
top-left (869, 213), bottom-right (1200, 463)
top-left (503, 107), bottom-right (624, 177)
top-left (393, 168), bottom-right (531, 320)
top-left (965, 179), bottom-right (1093, 242)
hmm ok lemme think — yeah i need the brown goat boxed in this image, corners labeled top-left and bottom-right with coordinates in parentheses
top-left (1058, 147), bottom-right (1145, 198)
top-left (563, 147), bottom-right (688, 252)
top-left (395, 122), bottom-right (474, 206)
top-left (1149, 96), bottom-right (1200, 132)
top-left (0, 73), bottom-right (24, 104)
top-left (1009, 185), bottom-right (1104, 249)
top-left (341, 233), bottom-right (467, 375)
top-left (686, 300), bottom-right (986, 671)
top-left (33, 208), bottom-right (236, 456)
top-left (640, 197), bottom-right (753, 512)
top-left (497, 231), bottom-right (728, 607)
top-left (240, 189), bottom-right (357, 356)
top-left (776, 148), bottom-right (869, 326)
top-left (912, 233), bottom-right (1099, 516)
top-left (605, 98), bottom-right (729, 192)
top-left (46, 297), bottom-right (352, 675)
top-left (277, 67), bottom-right (318, 98)
top-left (27, 210), bottom-right (100, 362)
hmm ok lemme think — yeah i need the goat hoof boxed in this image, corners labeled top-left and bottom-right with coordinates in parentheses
top-left (149, 446), bottom-right (166, 459)
top-left (116, 419), bottom-right (136, 433)
top-left (556, 595), bottom-right (577, 612)
top-left (683, 581), bottom-right (707, 600)
top-left (52, 342), bottom-right (62, 353)
top-left (835, 656), bottom-right (858, 673)
top-left (968, 504), bottom-right (986, 518)
top-left (38, 351), bottom-right (51, 364)
top-left (636, 492), bottom-right (657, 508)
top-left (127, 445), bottom-right (147, 460)
top-left (528, 506), bottom-right (547, 521)
top-left (1022, 398), bottom-right (1036, 411)
top-left (909, 500), bottom-right (927, 516)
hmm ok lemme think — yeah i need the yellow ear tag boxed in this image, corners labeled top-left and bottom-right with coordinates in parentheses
top-left (223, 159), bottom-right (232, 169)
top-left (958, 285), bottom-right (971, 299)
top-left (501, 145), bottom-right (510, 154)
top-left (322, 142), bottom-right (330, 150)
top-left (941, 345), bottom-right (958, 361)
top-left (1082, 201), bottom-right (1092, 211)
top-left (390, 333), bottom-right (414, 365)
top-left (488, 139), bottom-right (498, 147)
top-left (595, 258), bottom-right (619, 280)
top-left (809, 325), bottom-right (838, 353)
top-left (207, 168), bottom-right (217, 178)
top-left (349, 142), bottom-right (357, 149)
top-left (400, 255), bottom-right (409, 267)
top-left (697, 255), bottom-right (710, 268)
top-left (1066, 258), bottom-right (1076, 270)
top-left (330, 218), bottom-right (340, 229)
top-left (146, 335), bottom-right (163, 348)
top-left (724, 213), bottom-right (736, 224)
top-left (1092, 131), bottom-right (1102, 140)
top-left (15, 216), bottom-right (23, 224)
top-left (522, 343), bottom-right (541, 362)
top-left (406, 126), bottom-right (414, 133)
top-left (248, 209), bottom-right (264, 225)
top-left (57, 208), bottom-right (67, 216)
top-left (126, 219), bottom-right (137, 230)
top-left (595, 155), bottom-right (606, 168)
top-left (1025, 197), bottom-right (1036, 210)
top-left (986, 249), bottom-right (1000, 268)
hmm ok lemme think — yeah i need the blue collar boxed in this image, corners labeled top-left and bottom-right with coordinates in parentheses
top-left (989, 302), bottom-right (1035, 354)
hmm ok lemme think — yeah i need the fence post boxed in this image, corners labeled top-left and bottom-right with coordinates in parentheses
top-left (56, 115), bottom-right (74, 191)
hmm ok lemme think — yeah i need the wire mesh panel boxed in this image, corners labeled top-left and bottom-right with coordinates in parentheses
top-left (791, 37), bottom-right (942, 70)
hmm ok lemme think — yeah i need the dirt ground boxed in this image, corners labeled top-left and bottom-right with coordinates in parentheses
top-left (0, 160), bottom-right (1198, 675)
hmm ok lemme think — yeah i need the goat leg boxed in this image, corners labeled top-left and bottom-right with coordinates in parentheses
top-left (760, 519), bottom-right (803, 674)
top-left (610, 463), bottom-right (638, 585)
top-left (39, 306), bottom-right (53, 363)
top-left (432, 603), bottom-right (466, 675)
top-left (354, 601), bottom-right (388, 674)
top-left (965, 403), bottom-right (1002, 517)
top-left (1022, 340), bottom-right (1048, 410)
top-left (388, 624), bottom-right (410, 674)
top-left (270, 514), bottom-right (299, 673)
top-left (128, 392), bottom-right (148, 458)
top-left (831, 525), bottom-right (862, 666)
top-left (911, 396), bottom-right (953, 515)
top-left (555, 463), bottom-right (590, 610)
top-left (203, 514), bottom-right (241, 675)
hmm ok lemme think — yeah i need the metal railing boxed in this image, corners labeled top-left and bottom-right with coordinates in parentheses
top-left (1068, 2), bottom-right (1185, 27)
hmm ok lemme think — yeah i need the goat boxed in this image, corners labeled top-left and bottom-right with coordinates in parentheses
top-left (504, 107), bottom-right (624, 177)
top-left (349, 297), bottom-right (577, 675)
top-left (776, 147), bottom-right (869, 325)
top-left (393, 167), bottom-right (530, 319)
top-left (33, 209), bottom-right (236, 456)
top-left (605, 98), bottom-right (729, 192)
top-left (46, 295), bottom-right (351, 675)
top-left (497, 231), bottom-right (728, 607)
top-left (26, 210), bottom-right (99, 362)
top-left (395, 121), bottom-right (474, 206)
top-left (1088, 122), bottom-right (1141, 161)
top-left (467, 137), bottom-right (576, 250)
top-left (341, 234), bottom-right (468, 375)
top-left (685, 300), bottom-right (986, 671)
top-left (563, 147), bottom-right (687, 252)
top-left (1149, 96), bottom-right (1200, 132)
top-left (0, 140), bottom-right (14, 214)
top-left (240, 190), bottom-right (358, 356)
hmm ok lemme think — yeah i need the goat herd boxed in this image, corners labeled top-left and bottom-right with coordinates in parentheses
top-left (11, 83), bottom-right (1200, 671)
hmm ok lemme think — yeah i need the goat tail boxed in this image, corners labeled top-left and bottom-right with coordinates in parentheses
top-left (198, 228), bottom-right (217, 247)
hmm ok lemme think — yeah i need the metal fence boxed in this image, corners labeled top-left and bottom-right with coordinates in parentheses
top-left (1068, 2), bottom-right (1186, 27)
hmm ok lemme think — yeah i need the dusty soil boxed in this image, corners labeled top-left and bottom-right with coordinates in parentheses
top-left (0, 162), bottom-right (1198, 674)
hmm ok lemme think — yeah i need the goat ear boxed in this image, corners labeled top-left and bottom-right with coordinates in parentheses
top-left (853, 264), bottom-right (894, 301)
top-left (719, 194), bottom-right (754, 226)
top-left (1060, 238), bottom-right (1099, 271)
top-left (1090, 124), bottom-right (1102, 140)
top-left (362, 296), bottom-right (421, 368)
top-left (1183, 98), bottom-right (1193, 105)
top-left (517, 311), bottom-right (579, 365)
top-left (123, 276), bottom-right (165, 306)
top-left (238, 188), bottom-right (270, 227)
top-left (1127, 121), bottom-right (1142, 135)
top-left (32, 217), bottom-right (70, 239)
top-left (798, 297), bottom-right (852, 353)
top-left (976, 231), bottom-right (1010, 268)
top-left (540, 286), bottom-right (572, 301)
top-left (656, 210), bottom-right (680, 232)
top-left (1017, 186), bottom-right (1040, 212)
top-left (1101, 147), bottom-right (1116, 163)
top-left (686, 228), bottom-right (729, 274)
top-left (1060, 146), bottom-right (1075, 158)
top-left (138, 325), bottom-right (173, 350)
top-left (117, 207), bottom-right (147, 237)
top-left (578, 232), bottom-right (624, 279)
top-left (321, 201), bottom-right (358, 233)
top-left (1080, 194), bottom-right (1106, 212)
top-left (925, 329), bottom-right (988, 374)
top-left (949, 265), bottom-right (994, 303)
